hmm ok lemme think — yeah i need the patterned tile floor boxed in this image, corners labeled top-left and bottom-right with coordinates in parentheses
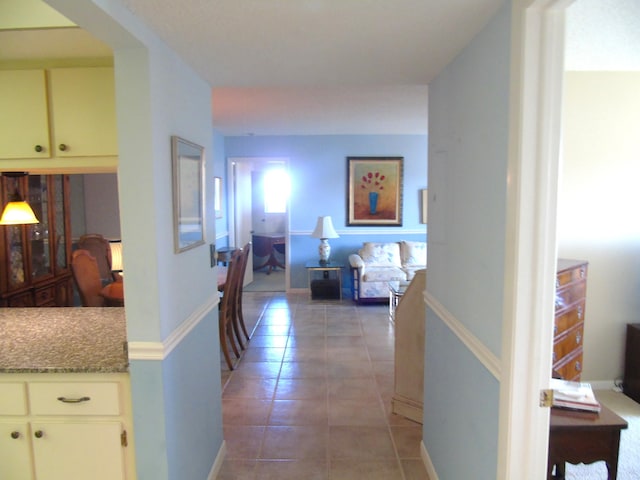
top-left (216, 292), bottom-right (429, 480)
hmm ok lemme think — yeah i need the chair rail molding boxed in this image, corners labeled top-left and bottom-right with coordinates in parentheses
top-left (128, 295), bottom-right (219, 361)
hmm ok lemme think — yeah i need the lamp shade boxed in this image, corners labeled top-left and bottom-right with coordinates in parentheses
top-left (109, 241), bottom-right (123, 272)
top-left (310, 216), bottom-right (339, 239)
top-left (0, 200), bottom-right (39, 225)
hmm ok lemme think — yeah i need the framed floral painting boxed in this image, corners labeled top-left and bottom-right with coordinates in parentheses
top-left (347, 156), bottom-right (403, 226)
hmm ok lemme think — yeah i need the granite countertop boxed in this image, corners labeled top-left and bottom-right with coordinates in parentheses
top-left (0, 308), bottom-right (128, 374)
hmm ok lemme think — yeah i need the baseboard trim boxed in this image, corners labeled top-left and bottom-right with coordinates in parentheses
top-left (207, 440), bottom-right (226, 480)
top-left (421, 440), bottom-right (438, 480)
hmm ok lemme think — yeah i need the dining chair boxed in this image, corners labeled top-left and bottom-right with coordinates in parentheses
top-left (219, 249), bottom-right (243, 370)
top-left (233, 242), bottom-right (252, 345)
top-left (71, 249), bottom-right (105, 307)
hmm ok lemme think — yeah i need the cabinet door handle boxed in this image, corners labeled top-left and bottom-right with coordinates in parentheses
top-left (34, 430), bottom-right (44, 438)
top-left (57, 396), bottom-right (91, 403)
top-left (34, 145), bottom-right (43, 153)
top-left (11, 431), bottom-right (20, 439)
top-left (58, 143), bottom-right (68, 151)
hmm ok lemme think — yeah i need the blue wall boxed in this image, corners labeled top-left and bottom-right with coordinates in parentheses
top-left (224, 135), bottom-right (428, 290)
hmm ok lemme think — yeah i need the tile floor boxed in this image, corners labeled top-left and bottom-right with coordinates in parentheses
top-left (216, 291), bottom-right (429, 480)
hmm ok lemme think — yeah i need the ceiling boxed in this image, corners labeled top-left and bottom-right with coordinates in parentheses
top-left (1, 0), bottom-right (639, 136)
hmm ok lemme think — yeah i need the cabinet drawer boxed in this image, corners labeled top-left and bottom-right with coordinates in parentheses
top-left (554, 301), bottom-right (585, 337)
top-left (28, 382), bottom-right (121, 416)
top-left (8, 291), bottom-right (34, 307)
top-left (555, 280), bottom-right (586, 311)
top-left (0, 382), bottom-right (28, 415)
top-left (556, 263), bottom-right (587, 288)
top-left (553, 325), bottom-right (584, 363)
top-left (554, 350), bottom-right (583, 381)
top-left (34, 286), bottom-right (55, 306)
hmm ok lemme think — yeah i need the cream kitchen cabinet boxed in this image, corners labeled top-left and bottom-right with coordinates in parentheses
top-left (0, 67), bottom-right (117, 160)
top-left (0, 70), bottom-right (50, 159)
top-left (0, 374), bottom-right (135, 480)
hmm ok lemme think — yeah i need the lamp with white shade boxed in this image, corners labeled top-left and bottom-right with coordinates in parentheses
top-left (310, 216), bottom-right (339, 264)
top-left (109, 240), bottom-right (123, 274)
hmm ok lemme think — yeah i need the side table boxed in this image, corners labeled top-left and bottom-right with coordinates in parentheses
top-left (388, 283), bottom-right (408, 322)
top-left (305, 261), bottom-right (344, 300)
top-left (547, 404), bottom-right (628, 479)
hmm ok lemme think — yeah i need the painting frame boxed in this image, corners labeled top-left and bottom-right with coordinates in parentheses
top-left (347, 156), bottom-right (403, 226)
top-left (171, 135), bottom-right (205, 253)
top-left (214, 176), bottom-right (223, 219)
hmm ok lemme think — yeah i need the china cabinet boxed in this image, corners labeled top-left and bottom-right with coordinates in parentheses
top-left (0, 174), bottom-right (72, 307)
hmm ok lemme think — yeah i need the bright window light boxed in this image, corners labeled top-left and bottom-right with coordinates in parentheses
top-left (264, 168), bottom-right (289, 213)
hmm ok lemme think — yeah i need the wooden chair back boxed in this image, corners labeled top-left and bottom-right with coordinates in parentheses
top-left (77, 234), bottom-right (113, 282)
top-left (219, 249), bottom-right (243, 369)
top-left (71, 249), bottom-right (105, 307)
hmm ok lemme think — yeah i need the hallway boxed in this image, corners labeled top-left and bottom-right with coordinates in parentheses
top-left (217, 292), bottom-right (428, 479)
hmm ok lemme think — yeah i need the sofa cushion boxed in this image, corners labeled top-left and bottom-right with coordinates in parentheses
top-left (359, 242), bottom-right (402, 267)
top-left (400, 240), bottom-right (427, 267)
top-left (362, 266), bottom-right (406, 282)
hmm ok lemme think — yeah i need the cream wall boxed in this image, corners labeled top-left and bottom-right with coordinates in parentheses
top-left (558, 71), bottom-right (640, 383)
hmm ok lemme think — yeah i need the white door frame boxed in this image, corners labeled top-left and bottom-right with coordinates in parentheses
top-left (498, 0), bottom-right (573, 477)
top-left (227, 156), bottom-right (290, 290)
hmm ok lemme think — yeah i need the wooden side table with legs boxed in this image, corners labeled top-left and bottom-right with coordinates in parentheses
top-left (547, 404), bottom-right (628, 479)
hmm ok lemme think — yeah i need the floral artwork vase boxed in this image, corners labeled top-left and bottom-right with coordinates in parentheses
top-left (369, 191), bottom-right (379, 214)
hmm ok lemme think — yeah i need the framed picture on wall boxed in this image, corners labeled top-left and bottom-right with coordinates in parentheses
top-left (171, 135), bottom-right (205, 253)
top-left (347, 156), bottom-right (403, 226)
top-left (214, 176), bottom-right (223, 219)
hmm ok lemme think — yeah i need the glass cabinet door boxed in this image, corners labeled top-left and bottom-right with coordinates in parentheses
top-left (52, 175), bottom-right (68, 271)
top-left (27, 175), bottom-right (52, 280)
top-left (2, 176), bottom-right (28, 289)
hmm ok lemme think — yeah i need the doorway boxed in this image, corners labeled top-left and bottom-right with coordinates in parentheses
top-left (228, 157), bottom-right (290, 292)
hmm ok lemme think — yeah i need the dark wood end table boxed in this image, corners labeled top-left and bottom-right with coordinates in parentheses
top-left (547, 404), bottom-right (628, 479)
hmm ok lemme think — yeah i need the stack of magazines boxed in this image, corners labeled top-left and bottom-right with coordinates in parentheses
top-left (550, 378), bottom-right (602, 413)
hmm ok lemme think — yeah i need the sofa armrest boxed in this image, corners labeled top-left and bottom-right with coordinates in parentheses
top-left (348, 254), bottom-right (365, 271)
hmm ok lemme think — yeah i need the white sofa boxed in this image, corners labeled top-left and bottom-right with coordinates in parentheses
top-left (348, 241), bottom-right (427, 303)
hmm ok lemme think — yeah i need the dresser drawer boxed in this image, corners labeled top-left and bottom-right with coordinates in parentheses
top-left (554, 301), bottom-right (585, 337)
top-left (553, 325), bottom-right (584, 363)
top-left (28, 382), bottom-right (121, 416)
top-left (555, 280), bottom-right (586, 311)
top-left (0, 382), bottom-right (28, 415)
top-left (556, 262), bottom-right (587, 288)
top-left (554, 350), bottom-right (583, 381)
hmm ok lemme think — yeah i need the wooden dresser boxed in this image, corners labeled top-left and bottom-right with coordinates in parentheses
top-left (553, 259), bottom-right (588, 381)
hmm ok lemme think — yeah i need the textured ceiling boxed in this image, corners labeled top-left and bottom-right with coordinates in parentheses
top-left (116, 0), bottom-right (504, 135)
top-left (3, 0), bottom-right (639, 136)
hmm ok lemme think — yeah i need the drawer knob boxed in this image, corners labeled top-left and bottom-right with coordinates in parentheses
top-left (34, 145), bottom-right (43, 153)
top-left (11, 431), bottom-right (20, 439)
top-left (575, 361), bottom-right (581, 372)
top-left (34, 430), bottom-right (44, 439)
top-left (57, 396), bottom-right (91, 404)
top-left (576, 333), bottom-right (582, 344)
top-left (58, 143), bottom-right (68, 152)
top-left (577, 306), bottom-right (583, 319)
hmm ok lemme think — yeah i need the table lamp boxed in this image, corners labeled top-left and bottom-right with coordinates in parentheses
top-left (310, 216), bottom-right (338, 264)
top-left (109, 240), bottom-right (123, 273)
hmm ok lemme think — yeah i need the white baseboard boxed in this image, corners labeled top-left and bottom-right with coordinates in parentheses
top-left (207, 440), bottom-right (226, 480)
top-left (421, 440), bottom-right (438, 480)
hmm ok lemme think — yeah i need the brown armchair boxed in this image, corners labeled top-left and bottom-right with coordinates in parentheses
top-left (77, 234), bottom-right (114, 283)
